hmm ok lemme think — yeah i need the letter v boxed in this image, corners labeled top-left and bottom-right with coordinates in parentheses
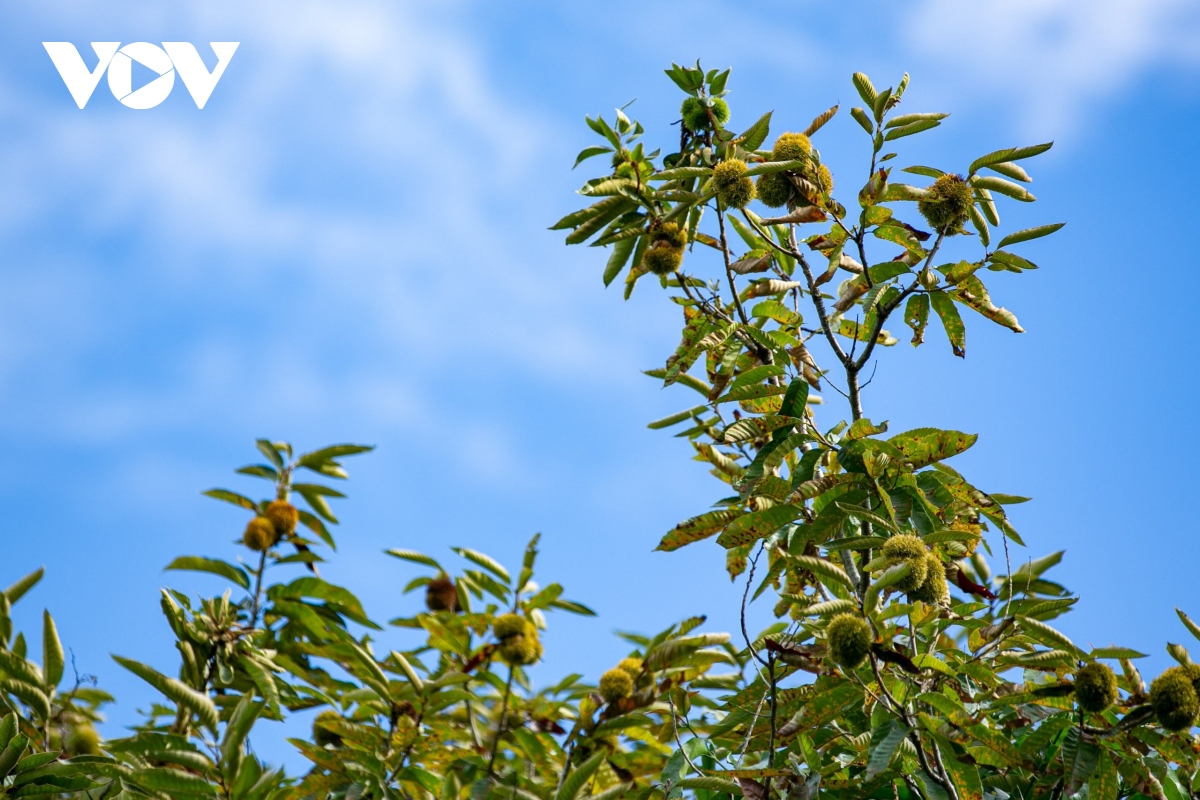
top-left (162, 42), bottom-right (239, 109)
top-left (43, 42), bottom-right (120, 109)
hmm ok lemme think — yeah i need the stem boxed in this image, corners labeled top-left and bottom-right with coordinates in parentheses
top-left (249, 550), bottom-right (268, 629)
top-left (764, 653), bottom-right (778, 795)
top-left (715, 206), bottom-right (751, 327)
top-left (486, 666), bottom-right (517, 779)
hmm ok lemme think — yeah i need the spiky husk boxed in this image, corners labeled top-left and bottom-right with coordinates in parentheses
top-left (644, 245), bottom-right (683, 276)
top-left (882, 534), bottom-right (929, 593)
top-left (66, 726), bottom-right (101, 756)
top-left (756, 172), bottom-right (793, 208)
top-left (425, 576), bottom-right (459, 613)
top-left (1150, 667), bottom-right (1200, 731)
top-left (1075, 662), bottom-right (1119, 713)
top-left (617, 657), bottom-right (643, 678)
top-left (771, 133), bottom-right (811, 162)
top-left (242, 516), bottom-right (277, 552)
top-left (265, 500), bottom-right (299, 539)
top-left (827, 613), bottom-right (872, 670)
top-left (908, 555), bottom-right (948, 605)
top-left (313, 710), bottom-right (344, 747)
top-left (493, 613), bottom-right (528, 641)
top-left (918, 174), bottom-right (974, 235)
top-left (713, 159), bottom-right (755, 210)
top-left (812, 163), bottom-right (834, 194)
top-left (499, 633), bottom-right (542, 666)
top-left (653, 221), bottom-right (688, 249)
top-left (681, 97), bottom-right (729, 132)
top-left (599, 668), bottom-right (634, 703)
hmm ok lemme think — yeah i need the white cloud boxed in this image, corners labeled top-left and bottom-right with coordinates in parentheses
top-left (906, 0), bottom-right (1200, 133)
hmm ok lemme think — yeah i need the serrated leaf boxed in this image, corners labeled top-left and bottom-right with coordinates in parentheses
top-left (716, 505), bottom-right (799, 549)
top-left (451, 548), bottom-right (510, 583)
top-left (786, 554), bottom-right (856, 593)
top-left (971, 176), bottom-right (1035, 202)
top-left (802, 104), bottom-right (839, 137)
top-left (113, 656), bottom-right (219, 732)
top-left (738, 111), bottom-right (773, 151)
top-left (165, 557), bottom-right (251, 590)
top-left (866, 719), bottom-right (908, 778)
top-left (968, 142), bottom-right (1053, 175)
top-left (574, 145), bottom-right (614, 168)
top-left (657, 509), bottom-right (744, 552)
top-left (202, 489), bottom-right (257, 511)
top-left (929, 291), bottom-right (965, 357)
top-left (887, 428), bottom-right (977, 468)
top-left (41, 612), bottom-right (63, 690)
top-left (995, 223), bottom-right (1064, 249)
top-left (852, 73), bottom-right (877, 108)
top-left (556, 751), bottom-right (607, 800)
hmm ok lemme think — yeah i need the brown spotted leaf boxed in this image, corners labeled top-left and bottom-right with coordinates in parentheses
top-left (887, 427), bottom-right (978, 468)
top-left (657, 509), bottom-right (745, 552)
top-left (716, 504), bottom-right (800, 549)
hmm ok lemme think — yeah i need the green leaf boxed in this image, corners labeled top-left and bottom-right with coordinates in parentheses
top-left (929, 291), bottom-right (965, 357)
top-left (220, 694), bottom-right (262, 775)
top-left (802, 104), bottom-right (839, 137)
top-left (203, 489), bottom-right (257, 511)
top-left (716, 505), bottom-right (799, 549)
top-left (940, 750), bottom-right (983, 800)
top-left (852, 73), bottom-right (877, 108)
top-left (41, 611), bottom-right (63, 690)
top-left (113, 656), bottom-right (219, 731)
top-left (385, 549), bottom-right (443, 570)
top-left (995, 223), bottom-right (1065, 249)
top-left (255, 439), bottom-right (285, 470)
top-left (988, 250), bottom-right (1038, 272)
top-left (556, 751), bottom-right (607, 800)
top-left (1177, 608), bottom-right (1200, 643)
top-left (743, 159), bottom-right (810, 177)
top-left (132, 767), bottom-right (218, 796)
top-left (295, 487), bottom-right (338, 524)
top-left (165, 557), bottom-right (251, 590)
top-left (651, 166), bottom-right (712, 182)
top-left (887, 428), bottom-right (977, 469)
top-left (904, 294), bottom-right (930, 346)
top-left (1063, 729), bottom-right (1100, 795)
top-left (721, 416), bottom-right (801, 443)
top-left (883, 119), bottom-right (941, 141)
top-left (1, 680), bottom-right (49, 720)
top-left (1017, 616), bottom-right (1082, 656)
top-left (451, 548), bottom-right (510, 583)
top-left (1091, 751), bottom-right (1119, 800)
top-left (0, 734), bottom-right (28, 779)
top-left (971, 176), bottom-right (1035, 202)
top-left (603, 236), bottom-right (637, 286)
top-left (238, 656), bottom-right (281, 718)
top-left (866, 719), bottom-right (909, 778)
top-left (574, 145), bottom-right (614, 168)
top-left (786, 554), bottom-right (856, 593)
top-left (0, 651), bottom-right (42, 687)
top-left (1090, 646), bottom-right (1148, 660)
top-left (5, 569), bottom-right (44, 605)
top-left (968, 142), bottom-right (1053, 175)
top-left (851, 107), bottom-right (873, 134)
top-left (647, 405), bottom-right (707, 430)
top-left (0, 714), bottom-right (14, 752)
top-left (884, 113), bottom-right (948, 130)
top-left (738, 111), bottom-right (773, 151)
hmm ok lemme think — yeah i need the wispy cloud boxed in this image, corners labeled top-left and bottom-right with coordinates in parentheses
top-left (905, 0), bottom-right (1200, 133)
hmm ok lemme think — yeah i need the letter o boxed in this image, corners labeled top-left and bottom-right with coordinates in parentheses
top-left (107, 42), bottom-right (175, 109)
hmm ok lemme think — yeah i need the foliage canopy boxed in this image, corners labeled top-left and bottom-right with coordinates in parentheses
top-left (0, 62), bottom-right (1196, 800)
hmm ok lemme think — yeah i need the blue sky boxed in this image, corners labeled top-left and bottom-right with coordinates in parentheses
top-left (2, 0), bottom-right (1200, 768)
